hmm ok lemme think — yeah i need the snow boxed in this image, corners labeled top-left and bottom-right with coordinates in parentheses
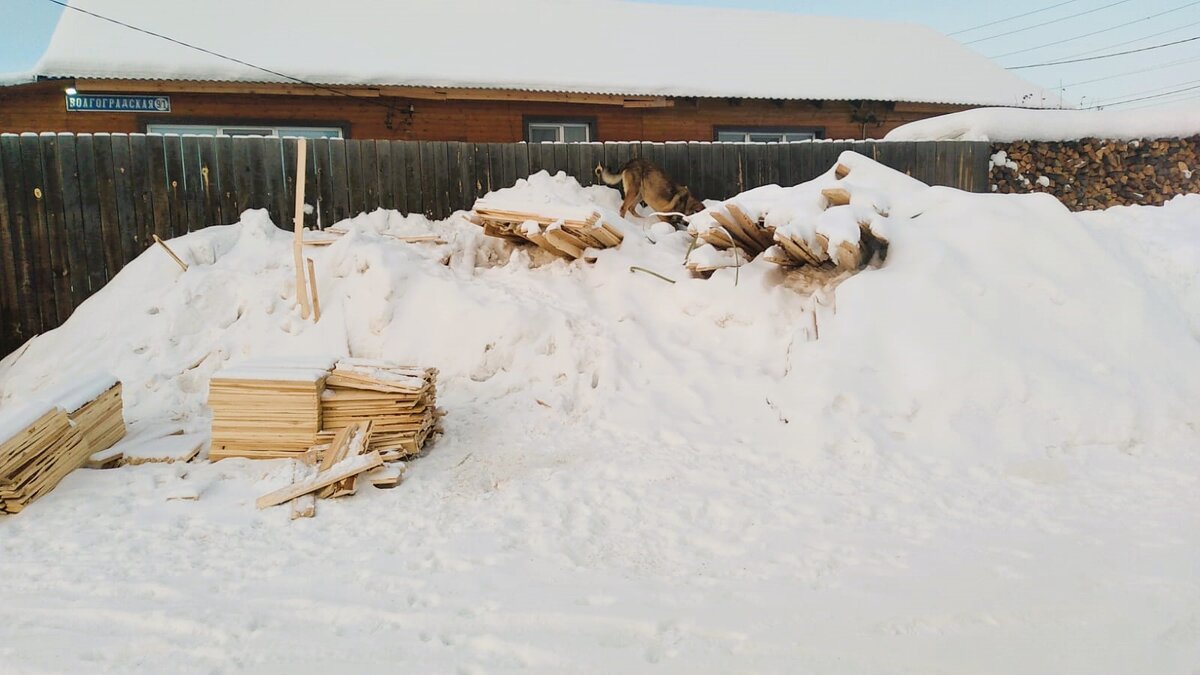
top-left (1, 160), bottom-right (1199, 671)
top-left (0, 400), bottom-right (59, 448)
top-left (886, 106), bottom-right (1200, 142)
top-left (21, 0), bottom-right (1052, 107)
top-left (109, 432), bottom-right (206, 464)
top-left (474, 171), bottom-right (618, 224)
top-left (28, 371), bottom-right (118, 413)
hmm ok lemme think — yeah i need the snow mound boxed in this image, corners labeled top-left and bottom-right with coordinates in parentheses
top-left (885, 106), bottom-right (1200, 142)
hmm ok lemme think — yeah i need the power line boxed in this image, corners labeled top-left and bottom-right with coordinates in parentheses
top-left (990, 1), bottom-right (1200, 58)
top-left (1088, 82), bottom-right (1200, 108)
top-left (1007, 34), bottom-right (1200, 68)
top-left (1090, 76), bottom-right (1200, 105)
top-left (1121, 91), bottom-right (1200, 110)
top-left (41, 0), bottom-right (409, 116)
top-left (948, 0), bottom-right (1083, 36)
top-left (1062, 53), bottom-right (1200, 87)
top-left (964, 0), bottom-right (1134, 44)
top-left (1051, 16), bottom-right (1200, 60)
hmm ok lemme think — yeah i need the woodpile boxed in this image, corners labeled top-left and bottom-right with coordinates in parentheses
top-left (208, 357), bottom-right (441, 463)
top-left (471, 203), bottom-right (624, 260)
top-left (689, 163), bottom-right (887, 274)
top-left (991, 136), bottom-right (1200, 210)
top-left (1, 375), bottom-right (126, 514)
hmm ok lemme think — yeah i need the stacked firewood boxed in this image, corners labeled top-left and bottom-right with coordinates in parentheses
top-left (991, 136), bottom-right (1200, 210)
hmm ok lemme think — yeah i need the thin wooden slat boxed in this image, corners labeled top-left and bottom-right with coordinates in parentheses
top-left (550, 143), bottom-right (567, 178)
top-left (514, 141), bottom-right (531, 184)
top-left (72, 134), bottom-right (108, 293)
top-left (526, 142), bottom-right (544, 179)
top-left (323, 138), bottom-right (347, 223)
top-left (459, 141), bottom-right (477, 209)
top-left (432, 141), bottom-right (451, 219)
top-left (55, 133), bottom-right (99, 306)
top-left (414, 142), bottom-right (433, 219)
top-left (262, 136), bottom-right (287, 227)
top-left (486, 143), bottom-right (506, 192)
top-left (402, 141), bottom-right (422, 216)
top-left (303, 138), bottom-right (320, 228)
top-left (566, 142), bottom-right (583, 185)
top-left (0, 139), bottom-right (19, 351)
top-left (282, 137), bottom-right (299, 228)
top-left (39, 134), bottom-right (75, 323)
top-left (390, 140), bottom-right (410, 215)
top-left (346, 139), bottom-right (365, 218)
top-left (89, 135), bottom-right (123, 279)
top-left (180, 135), bottom-right (206, 232)
top-left (162, 135), bottom-right (188, 237)
top-left (195, 136), bottom-right (221, 228)
top-left (19, 134), bottom-right (57, 329)
top-left (360, 138), bottom-right (379, 214)
top-left (214, 135), bottom-right (237, 226)
top-left (1, 136), bottom-right (40, 343)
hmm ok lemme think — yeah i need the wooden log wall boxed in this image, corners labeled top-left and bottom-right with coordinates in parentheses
top-left (990, 136), bottom-right (1200, 210)
top-left (0, 133), bottom-right (989, 356)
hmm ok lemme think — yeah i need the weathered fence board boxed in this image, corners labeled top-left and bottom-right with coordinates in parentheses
top-left (0, 133), bottom-right (988, 356)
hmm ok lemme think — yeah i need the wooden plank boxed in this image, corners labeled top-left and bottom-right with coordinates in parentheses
top-left (312, 137), bottom-right (335, 227)
top-left (514, 141), bottom-right (531, 184)
top-left (257, 450), bottom-right (383, 509)
top-left (432, 141), bottom-right (451, 219)
top-left (418, 142), bottom-right (437, 219)
top-left (263, 136), bottom-right (287, 227)
top-left (39, 134), bottom-right (75, 323)
top-left (195, 136), bottom-right (220, 229)
top-left (302, 137), bottom-right (320, 228)
top-left (486, 143), bottom-right (506, 192)
top-left (107, 135), bottom-right (139, 265)
top-left (56, 133), bottom-right (100, 305)
top-left (360, 138), bottom-right (379, 214)
top-left (214, 135), bottom-right (237, 226)
top-left (145, 134), bottom-right (172, 242)
top-left (971, 141), bottom-right (991, 193)
top-left (1, 136), bottom-right (39, 344)
top-left (72, 134), bottom-right (109, 293)
top-left (181, 135), bottom-right (207, 232)
top-left (552, 142), bottom-right (569, 178)
top-left (18, 134), bottom-right (57, 330)
top-left (458, 141), bottom-right (476, 209)
top-left (402, 141), bottom-right (422, 216)
top-left (566, 142), bottom-right (583, 184)
top-left (445, 141), bottom-right (463, 216)
top-left (389, 140), bottom-right (410, 215)
top-left (126, 134), bottom-right (155, 254)
top-left (376, 139), bottom-right (396, 212)
top-left (282, 137), bottom-right (299, 228)
top-left (162, 135), bottom-right (188, 237)
top-left (328, 139), bottom-right (350, 223)
top-left (346, 139), bottom-right (365, 218)
top-left (0, 138), bottom-right (19, 352)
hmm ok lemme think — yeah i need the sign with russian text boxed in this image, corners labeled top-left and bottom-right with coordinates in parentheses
top-left (66, 94), bottom-right (171, 113)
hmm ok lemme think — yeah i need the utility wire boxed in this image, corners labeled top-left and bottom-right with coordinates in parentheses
top-left (42, 0), bottom-right (409, 116)
top-left (1008, 34), bottom-right (1200, 68)
top-left (964, 0), bottom-right (1134, 44)
top-left (948, 0), bottom-right (1083, 36)
top-left (1088, 82), bottom-right (1200, 108)
top-left (1090, 76), bottom-right (1200, 105)
top-left (1121, 91), bottom-right (1200, 109)
top-left (990, 1), bottom-right (1200, 58)
top-left (1051, 16), bottom-right (1200, 59)
top-left (1062, 53), bottom-right (1200, 87)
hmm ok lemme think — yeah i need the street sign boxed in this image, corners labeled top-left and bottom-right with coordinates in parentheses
top-left (66, 94), bottom-right (171, 113)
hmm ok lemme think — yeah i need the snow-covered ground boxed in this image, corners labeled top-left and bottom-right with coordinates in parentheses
top-left (885, 106), bottom-right (1200, 142)
top-left (0, 163), bottom-right (1198, 673)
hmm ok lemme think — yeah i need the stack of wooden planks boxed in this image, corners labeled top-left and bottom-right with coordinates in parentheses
top-left (318, 359), bottom-right (441, 460)
top-left (471, 202), bottom-right (624, 261)
top-left (207, 359), bottom-right (333, 461)
top-left (1, 374), bottom-right (127, 514)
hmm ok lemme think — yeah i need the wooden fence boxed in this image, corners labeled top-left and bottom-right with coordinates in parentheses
top-left (0, 133), bottom-right (989, 355)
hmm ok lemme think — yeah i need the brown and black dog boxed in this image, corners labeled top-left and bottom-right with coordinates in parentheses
top-left (595, 159), bottom-right (704, 224)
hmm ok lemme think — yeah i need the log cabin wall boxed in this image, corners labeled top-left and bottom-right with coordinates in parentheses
top-left (0, 80), bottom-right (968, 141)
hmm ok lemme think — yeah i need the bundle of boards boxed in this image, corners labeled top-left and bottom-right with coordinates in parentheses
top-left (0, 374), bottom-right (125, 514)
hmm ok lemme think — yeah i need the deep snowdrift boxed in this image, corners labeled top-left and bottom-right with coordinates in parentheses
top-left (885, 105), bottom-right (1200, 142)
top-left (0, 161), bottom-right (1197, 673)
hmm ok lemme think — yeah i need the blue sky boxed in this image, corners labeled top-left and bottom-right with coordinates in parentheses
top-left (3, 0), bottom-right (1200, 109)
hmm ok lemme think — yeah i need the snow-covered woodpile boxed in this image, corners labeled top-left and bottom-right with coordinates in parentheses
top-left (208, 357), bottom-right (441, 463)
top-left (990, 137), bottom-right (1200, 210)
top-left (0, 376), bottom-right (125, 514)
top-left (471, 205), bottom-right (624, 260)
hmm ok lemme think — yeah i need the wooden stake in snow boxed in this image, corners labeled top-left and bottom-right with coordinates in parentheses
top-left (152, 234), bottom-right (188, 272)
top-left (306, 258), bottom-right (321, 323)
top-left (256, 450), bottom-right (383, 509)
top-left (293, 137), bottom-right (312, 320)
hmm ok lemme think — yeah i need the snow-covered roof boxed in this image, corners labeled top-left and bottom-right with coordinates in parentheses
top-left (22, 0), bottom-right (1052, 108)
top-left (885, 106), bottom-right (1200, 142)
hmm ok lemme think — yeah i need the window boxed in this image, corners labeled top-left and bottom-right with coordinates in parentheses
top-left (145, 123), bottom-right (343, 138)
top-left (715, 127), bottom-right (824, 142)
top-left (524, 118), bottom-right (594, 143)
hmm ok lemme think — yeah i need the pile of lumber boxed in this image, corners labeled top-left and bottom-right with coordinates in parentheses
top-left (690, 163), bottom-right (887, 274)
top-left (208, 360), bottom-right (331, 461)
top-left (317, 359), bottom-right (441, 460)
top-left (991, 136), bottom-right (1200, 210)
top-left (471, 202), bottom-right (624, 260)
top-left (1, 374), bottom-right (126, 514)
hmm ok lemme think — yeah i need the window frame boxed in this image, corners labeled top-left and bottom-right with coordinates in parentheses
top-left (713, 126), bottom-right (826, 142)
top-left (523, 115), bottom-right (597, 143)
top-left (142, 120), bottom-right (348, 138)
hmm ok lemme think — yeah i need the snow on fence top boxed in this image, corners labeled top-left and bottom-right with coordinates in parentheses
top-left (20, 0), bottom-right (1051, 108)
top-left (885, 106), bottom-right (1200, 142)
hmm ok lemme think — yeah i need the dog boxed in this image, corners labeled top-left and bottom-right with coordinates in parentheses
top-left (594, 159), bottom-right (704, 224)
